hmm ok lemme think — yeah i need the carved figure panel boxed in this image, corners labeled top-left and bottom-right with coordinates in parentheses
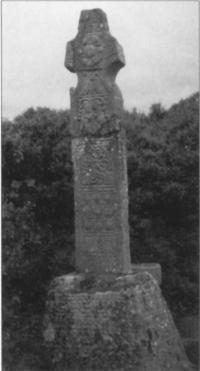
top-left (77, 140), bottom-right (115, 186)
top-left (77, 71), bottom-right (104, 96)
top-left (77, 95), bottom-right (106, 134)
top-left (69, 69), bottom-right (122, 136)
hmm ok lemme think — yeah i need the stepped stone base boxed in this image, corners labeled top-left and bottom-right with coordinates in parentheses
top-left (43, 272), bottom-right (192, 371)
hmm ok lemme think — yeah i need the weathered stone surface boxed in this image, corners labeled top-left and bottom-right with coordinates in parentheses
top-left (44, 272), bottom-right (192, 371)
top-left (132, 263), bottom-right (162, 285)
top-left (65, 8), bottom-right (131, 274)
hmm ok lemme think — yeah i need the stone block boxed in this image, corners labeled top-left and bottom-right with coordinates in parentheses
top-left (44, 272), bottom-right (192, 371)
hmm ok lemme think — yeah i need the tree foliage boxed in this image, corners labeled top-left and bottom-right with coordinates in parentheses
top-left (2, 108), bottom-right (74, 369)
top-left (126, 93), bottom-right (199, 317)
top-left (2, 93), bottom-right (199, 368)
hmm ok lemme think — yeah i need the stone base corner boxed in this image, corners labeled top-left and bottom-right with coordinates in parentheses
top-left (132, 262), bottom-right (162, 285)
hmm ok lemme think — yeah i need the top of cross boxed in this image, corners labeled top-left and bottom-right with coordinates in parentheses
top-left (65, 8), bottom-right (125, 76)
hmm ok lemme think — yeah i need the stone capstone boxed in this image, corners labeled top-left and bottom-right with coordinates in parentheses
top-left (43, 272), bottom-right (192, 371)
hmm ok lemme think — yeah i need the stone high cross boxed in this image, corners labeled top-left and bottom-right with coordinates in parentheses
top-left (44, 11), bottom-right (190, 370)
top-left (65, 8), bottom-right (132, 274)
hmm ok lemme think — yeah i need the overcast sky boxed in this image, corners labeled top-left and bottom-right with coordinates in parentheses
top-left (2, 1), bottom-right (199, 120)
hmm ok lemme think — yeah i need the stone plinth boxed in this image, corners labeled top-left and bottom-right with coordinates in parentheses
top-left (44, 272), bottom-right (192, 371)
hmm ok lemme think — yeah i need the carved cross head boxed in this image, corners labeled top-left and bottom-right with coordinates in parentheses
top-left (65, 9), bottom-right (125, 78)
top-left (65, 9), bottom-right (126, 137)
